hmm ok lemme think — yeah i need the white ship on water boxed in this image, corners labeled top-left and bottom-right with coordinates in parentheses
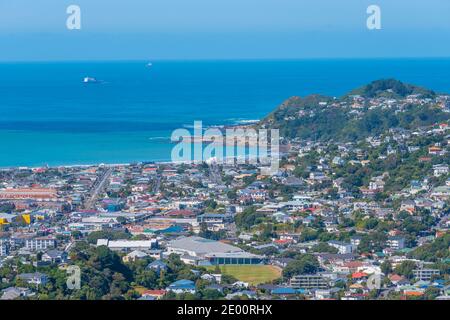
top-left (83, 77), bottom-right (99, 83)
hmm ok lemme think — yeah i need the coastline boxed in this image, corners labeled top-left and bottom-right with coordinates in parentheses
top-left (0, 120), bottom-right (263, 170)
top-left (3, 59), bottom-right (450, 168)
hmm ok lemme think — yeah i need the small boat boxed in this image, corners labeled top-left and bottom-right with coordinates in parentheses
top-left (83, 77), bottom-right (98, 83)
top-left (146, 62), bottom-right (153, 68)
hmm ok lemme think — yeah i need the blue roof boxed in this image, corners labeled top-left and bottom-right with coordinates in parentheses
top-left (156, 225), bottom-right (184, 234)
top-left (148, 260), bottom-right (167, 268)
top-left (169, 279), bottom-right (196, 289)
top-left (199, 213), bottom-right (226, 218)
top-left (138, 296), bottom-right (156, 300)
top-left (271, 287), bottom-right (297, 295)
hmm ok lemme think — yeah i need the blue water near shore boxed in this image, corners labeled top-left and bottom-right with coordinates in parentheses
top-left (0, 59), bottom-right (450, 167)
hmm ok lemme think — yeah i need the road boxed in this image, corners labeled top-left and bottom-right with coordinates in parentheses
top-left (152, 176), bottom-right (161, 193)
top-left (209, 162), bottom-right (223, 185)
top-left (84, 167), bottom-right (113, 210)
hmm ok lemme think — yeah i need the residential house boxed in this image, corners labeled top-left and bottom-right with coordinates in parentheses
top-left (42, 250), bottom-right (68, 264)
top-left (166, 279), bottom-right (196, 294)
top-left (17, 272), bottom-right (48, 286)
top-left (146, 260), bottom-right (168, 274)
top-left (1, 287), bottom-right (33, 300)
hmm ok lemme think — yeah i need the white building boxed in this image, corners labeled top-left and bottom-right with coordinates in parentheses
top-left (328, 241), bottom-right (356, 254)
top-left (413, 268), bottom-right (440, 281)
top-left (433, 164), bottom-right (449, 177)
top-left (25, 237), bottom-right (56, 251)
top-left (0, 242), bottom-right (8, 256)
top-left (387, 236), bottom-right (406, 250)
top-left (96, 239), bottom-right (157, 252)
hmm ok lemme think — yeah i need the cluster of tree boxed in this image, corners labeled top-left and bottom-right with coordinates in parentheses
top-left (86, 230), bottom-right (132, 244)
top-left (408, 233), bottom-right (450, 262)
top-left (282, 254), bottom-right (320, 278)
top-left (310, 242), bottom-right (339, 254)
top-left (198, 223), bottom-right (227, 240)
top-left (357, 232), bottom-right (388, 254)
top-left (235, 206), bottom-right (265, 230)
top-left (349, 79), bottom-right (435, 99)
top-left (8, 242), bottom-right (224, 300)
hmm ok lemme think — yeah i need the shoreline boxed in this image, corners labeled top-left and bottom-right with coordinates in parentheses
top-left (0, 121), bottom-right (262, 170)
top-left (0, 160), bottom-right (169, 171)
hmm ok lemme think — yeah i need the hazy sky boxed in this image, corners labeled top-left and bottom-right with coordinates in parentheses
top-left (0, 0), bottom-right (449, 60)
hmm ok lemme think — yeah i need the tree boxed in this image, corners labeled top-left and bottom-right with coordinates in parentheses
top-left (221, 274), bottom-right (238, 284)
top-left (135, 270), bottom-right (158, 288)
top-left (394, 261), bottom-right (416, 279)
top-left (380, 261), bottom-right (392, 275)
top-left (200, 289), bottom-right (224, 300)
top-left (282, 254), bottom-right (320, 278)
top-left (424, 287), bottom-right (441, 300)
top-left (71, 230), bottom-right (82, 239)
top-left (311, 242), bottom-right (339, 254)
top-left (87, 230), bottom-right (131, 244)
top-left (204, 199), bottom-right (218, 210)
top-left (408, 233), bottom-right (450, 262)
top-left (116, 216), bottom-right (127, 225)
top-left (235, 207), bottom-right (264, 230)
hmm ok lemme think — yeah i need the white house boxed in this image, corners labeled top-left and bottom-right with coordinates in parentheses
top-left (328, 241), bottom-right (356, 254)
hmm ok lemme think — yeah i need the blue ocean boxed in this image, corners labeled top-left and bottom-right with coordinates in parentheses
top-left (1, 59), bottom-right (450, 167)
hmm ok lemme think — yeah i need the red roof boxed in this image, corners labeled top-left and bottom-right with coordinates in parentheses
top-left (343, 261), bottom-right (364, 268)
top-left (352, 272), bottom-right (368, 279)
top-left (389, 274), bottom-right (403, 282)
top-left (274, 239), bottom-right (291, 244)
top-left (165, 209), bottom-right (195, 217)
top-left (142, 289), bottom-right (166, 296)
top-left (404, 291), bottom-right (423, 297)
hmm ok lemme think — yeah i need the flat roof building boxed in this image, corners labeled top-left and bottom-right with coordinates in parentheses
top-left (290, 274), bottom-right (329, 290)
top-left (97, 239), bottom-right (157, 252)
top-left (166, 236), bottom-right (264, 265)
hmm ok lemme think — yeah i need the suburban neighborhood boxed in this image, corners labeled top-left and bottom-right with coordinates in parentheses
top-left (0, 80), bottom-right (449, 300)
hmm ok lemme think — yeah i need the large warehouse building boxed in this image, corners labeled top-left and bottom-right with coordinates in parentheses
top-left (166, 236), bottom-right (264, 265)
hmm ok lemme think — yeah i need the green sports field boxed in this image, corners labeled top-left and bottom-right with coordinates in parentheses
top-left (206, 265), bottom-right (282, 285)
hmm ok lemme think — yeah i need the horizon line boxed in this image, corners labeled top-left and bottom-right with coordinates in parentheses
top-left (1, 56), bottom-right (450, 63)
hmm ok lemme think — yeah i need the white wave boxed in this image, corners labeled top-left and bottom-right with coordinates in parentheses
top-left (148, 136), bottom-right (169, 141)
top-left (235, 119), bottom-right (260, 124)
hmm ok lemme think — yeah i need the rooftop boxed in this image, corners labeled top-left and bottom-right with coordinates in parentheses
top-left (168, 236), bottom-right (243, 255)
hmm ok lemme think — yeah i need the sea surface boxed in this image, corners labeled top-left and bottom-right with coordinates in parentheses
top-left (0, 58), bottom-right (450, 167)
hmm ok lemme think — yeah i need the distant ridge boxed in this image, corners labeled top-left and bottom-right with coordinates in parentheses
top-left (348, 79), bottom-right (436, 99)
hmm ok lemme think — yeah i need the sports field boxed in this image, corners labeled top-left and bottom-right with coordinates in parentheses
top-left (206, 265), bottom-right (282, 285)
